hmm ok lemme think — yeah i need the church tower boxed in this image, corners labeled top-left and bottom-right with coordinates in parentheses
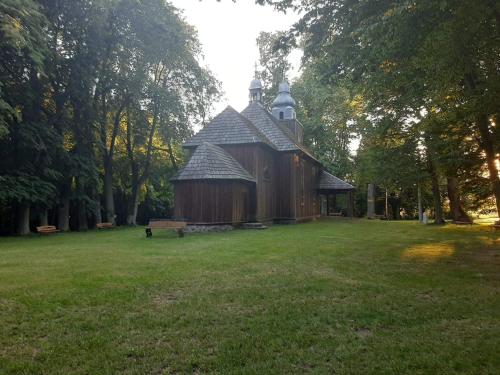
top-left (249, 77), bottom-right (263, 103)
top-left (271, 81), bottom-right (303, 144)
top-left (271, 81), bottom-right (296, 120)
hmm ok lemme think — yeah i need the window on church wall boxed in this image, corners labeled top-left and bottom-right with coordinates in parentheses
top-left (279, 111), bottom-right (284, 120)
top-left (263, 166), bottom-right (271, 181)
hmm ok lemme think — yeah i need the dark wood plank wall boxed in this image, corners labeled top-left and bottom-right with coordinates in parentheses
top-left (221, 145), bottom-right (257, 176)
top-left (223, 144), bottom-right (276, 223)
top-left (275, 153), bottom-right (296, 220)
top-left (173, 180), bottom-right (252, 224)
top-left (295, 155), bottom-right (321, 220)
top-left (177, 145), bottom-right (321, 224)
top-left (255, 145), bottom-right (276, 222)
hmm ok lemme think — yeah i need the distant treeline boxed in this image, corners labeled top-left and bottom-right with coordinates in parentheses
top-left (0, 0), bottom-right (220, 235)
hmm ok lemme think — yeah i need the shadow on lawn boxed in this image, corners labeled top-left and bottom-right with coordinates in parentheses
top-left (399, 226), bottom-right (500, 271)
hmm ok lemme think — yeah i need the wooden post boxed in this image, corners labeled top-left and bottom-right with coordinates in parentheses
top-left (367, 183), bottom-right (375, 218)
top-left (418, 182), bottom-right (423, 222)
top-left (326, 194), bottom-right (330, 216)
top-left (347, 191), bottom-right (354, 217)
top-left (385, 188), bottom-right (389, 219)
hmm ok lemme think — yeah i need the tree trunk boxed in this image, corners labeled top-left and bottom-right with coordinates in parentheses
top-left (103, 162), bottom-right (115, 224)
top-left (417, 183), bottom-right (423, 222)
top-left (463, 73), bottom-right (500, 219)
top-left (385, 188), bottom-right (389, 219)
top-left (94, 197), bottom-right (102, 226)
top-left (58, 196), bottom-right (70, 231)
top-left (18, 203), bottom-right (31, 235)
top-left (367, 183), bottom-right (375, 218)
top-left (476, 114), bottom-right (500, 218)
top-left (77, 200), bottom-right (88, 231)
top-left (427, 156), bottom-right (445, 224)
top-left (126, 186), bottom-right (140, 225)
top-left (39, 209), bottom-right (49, 226)
top-left (447, 177), bottom-right (472, 223)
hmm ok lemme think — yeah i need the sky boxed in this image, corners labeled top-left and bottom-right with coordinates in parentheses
top-left (170, 0), bottom-right (301, 115)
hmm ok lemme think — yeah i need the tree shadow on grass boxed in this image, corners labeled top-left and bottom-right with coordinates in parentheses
top-left (399, 227), bottom-right (500, 275)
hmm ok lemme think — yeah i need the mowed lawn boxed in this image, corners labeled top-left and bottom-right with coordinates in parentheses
top-left (0, 220), bottom-right (499, 374)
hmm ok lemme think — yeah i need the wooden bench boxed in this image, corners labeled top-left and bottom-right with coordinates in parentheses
top-left (145, 220), bottom-right (187, 238)
top-left (96, 222), bottom-right (114, 229)
top-left (328, 212), bottom-right (343, 217)
top-left (492, 224), bottom-right (500, 231)
top-left (453, 221), bottom-right (473, 225)
top-left (36, 225), bottom-right (60, 235)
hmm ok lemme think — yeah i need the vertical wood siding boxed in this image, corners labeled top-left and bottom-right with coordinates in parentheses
top-left (175, 145), bottom-right (322, 224)
top-left (173, 180), bottom-right (252, 224)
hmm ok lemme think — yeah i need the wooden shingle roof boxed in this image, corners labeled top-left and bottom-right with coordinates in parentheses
top-left (240, 102), bottom-right (298, 151)
top-left (241, 102), bottom-right (319, 162)
top-left (171, 142), bottom-right (256, 182)
top-left (319, 171), bottom-right (355, 190)
top-left (183, 106), bottom-right (273, 148)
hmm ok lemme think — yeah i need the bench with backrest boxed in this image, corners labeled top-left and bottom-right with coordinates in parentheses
top-left (453, 221), bottom-right (473, 225)
top-left (146, 220), bottom-right (187, 238)
top-left (96, 222), bottom-right (114, 229)
top-left (36, 225), bottom-right (60, 235)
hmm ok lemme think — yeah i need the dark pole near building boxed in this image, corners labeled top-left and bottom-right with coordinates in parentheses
top-left (418, 182), bottom-right (423, 222)
top-left (347, 191), bottom-right (354, 217)
top-left (367, 183), bottom-right (375, 218)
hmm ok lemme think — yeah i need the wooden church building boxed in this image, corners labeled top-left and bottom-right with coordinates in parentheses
top-left (171, 78), bottom-right (354, 225)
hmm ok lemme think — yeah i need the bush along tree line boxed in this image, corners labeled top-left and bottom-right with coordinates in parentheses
top-left (0, 0), bottom-right (220, 235)
top-left (257, 0), bottom-right (500, 223)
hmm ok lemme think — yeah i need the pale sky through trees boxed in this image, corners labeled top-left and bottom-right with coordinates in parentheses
top-left (170, 0), bottom-right (302, 116)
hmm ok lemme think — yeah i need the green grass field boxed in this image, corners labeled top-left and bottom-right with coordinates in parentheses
top-left (0, 219), bottom-right (499, 374)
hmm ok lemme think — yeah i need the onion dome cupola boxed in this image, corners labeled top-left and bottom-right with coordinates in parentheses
top-left (271, 81), bottom-right (296, 120)
top-left (249, 77), bottom-right (263, 103)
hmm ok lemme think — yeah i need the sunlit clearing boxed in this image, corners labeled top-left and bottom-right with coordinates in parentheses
top-left (402, 243), bottom-right (455, 262)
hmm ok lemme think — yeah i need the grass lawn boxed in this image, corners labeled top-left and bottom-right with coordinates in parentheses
top-left (0, 219), bottom-right (499, 374)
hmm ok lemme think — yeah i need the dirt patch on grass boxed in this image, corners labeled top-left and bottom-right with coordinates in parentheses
top-left (355, 327), bottom-right (372, 338)
top-left (152, 291), bottom-right (184, 306)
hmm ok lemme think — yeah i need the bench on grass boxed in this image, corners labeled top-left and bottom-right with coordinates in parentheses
top-left (328, 212), bottom-right (343, 217)
top-left (36, 225), bottom-right (60, 235)
top-left (96, 222), bottom-right (114, 229)
top-left (146, 220), bottom-right (187, 238)
top-left (492, 224), bottom-right (500, 231)
top-left (453, 221), bottom-right (473, 225)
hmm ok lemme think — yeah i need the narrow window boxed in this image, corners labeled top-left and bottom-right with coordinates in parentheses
top-left (263, 166), bottom-right (271, 181)
top-left (279, 111), bottom-right (284, 120)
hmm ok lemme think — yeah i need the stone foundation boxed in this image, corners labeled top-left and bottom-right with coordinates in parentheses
top-left (185, 225), bottom-right (234, 233)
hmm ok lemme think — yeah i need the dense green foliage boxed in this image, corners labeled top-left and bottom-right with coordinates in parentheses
top-left (0, 220), bottom-right (499, 373)
top-left (0, 0), bottom-right (220, 234)
top-left (259, 0), bottom-right (500, 221)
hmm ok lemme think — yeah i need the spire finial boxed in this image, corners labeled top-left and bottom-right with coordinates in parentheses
top-left (254, 62), bottom-right (259, 78)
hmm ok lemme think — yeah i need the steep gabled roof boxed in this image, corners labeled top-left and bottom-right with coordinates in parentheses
top-left (319, 170), bottom-right (355, 190)
top-left (241, 102), bottom-right (319, 162)
top-left (241, 101), bottom-right (298, 151)
top-left (171, 142), bottom-right (255, 182)
top-left (183, 106), bottom-right (273, 148)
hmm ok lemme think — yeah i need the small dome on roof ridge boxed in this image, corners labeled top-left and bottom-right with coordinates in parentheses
top-left (278, 81), bottom-right (290, 93)
top-left (249, 78), bottom-right (262, 90)
top-left (272, 81), bottom-right (296, 108)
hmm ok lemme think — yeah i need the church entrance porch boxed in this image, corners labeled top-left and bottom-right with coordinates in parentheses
top-left (319, 190), bottom-right (355, 217)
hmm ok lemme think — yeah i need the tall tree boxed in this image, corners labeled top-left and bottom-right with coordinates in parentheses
top-left (259, 0), bottom-right (500, 220)
top-left (256, 31), bottom-right (292, 107)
